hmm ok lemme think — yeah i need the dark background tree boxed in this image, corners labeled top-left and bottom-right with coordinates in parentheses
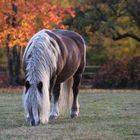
top-left (63, 0), bottom-right (140, 88)
top-left (65, 0), bottom-right (140, 65)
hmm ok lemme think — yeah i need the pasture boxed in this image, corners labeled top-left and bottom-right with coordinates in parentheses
top-left (0, 90), bottom-right (140, 140)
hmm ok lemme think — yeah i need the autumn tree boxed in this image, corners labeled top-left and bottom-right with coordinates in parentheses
top-left (0, 0), bottom-right (75, 85)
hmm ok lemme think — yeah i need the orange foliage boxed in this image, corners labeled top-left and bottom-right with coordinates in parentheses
top-left (0, 0), bottom-right (75, 47)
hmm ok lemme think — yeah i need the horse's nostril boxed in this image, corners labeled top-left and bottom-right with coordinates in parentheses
top-left (31, 119), bottom-right (40, 126)
top-left (31, 119), bottom-right (35, 126)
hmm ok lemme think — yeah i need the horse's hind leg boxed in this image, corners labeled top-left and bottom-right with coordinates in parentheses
top-left (71, 69), bottom-right (83, 118)
top-left (49, 84), bottom-right (60, 120)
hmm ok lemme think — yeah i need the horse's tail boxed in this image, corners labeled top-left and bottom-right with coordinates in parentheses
top-left (59, 77), bottom-right (73, 115)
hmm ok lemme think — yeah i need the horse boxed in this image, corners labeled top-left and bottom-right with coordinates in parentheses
top-left (23, 29), bottom-right (86, 126)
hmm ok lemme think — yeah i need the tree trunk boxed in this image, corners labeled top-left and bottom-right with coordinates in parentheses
top-left (5, 2), bottom-right (23, 86)
top-left (6, 34), bottom-right (14, 86)
top-left (12, 46), bottom-right (22, 85)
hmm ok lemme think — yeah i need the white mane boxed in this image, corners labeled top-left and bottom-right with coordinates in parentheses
top-left (23, 29), bottom-right (60, 83)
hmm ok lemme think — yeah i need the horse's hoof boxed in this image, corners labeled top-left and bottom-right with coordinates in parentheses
top-left (49, 115), bottom-right (58, 120)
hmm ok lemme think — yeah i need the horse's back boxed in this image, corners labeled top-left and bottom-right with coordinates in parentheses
top-left (52, 29), bottom-right (85, 43)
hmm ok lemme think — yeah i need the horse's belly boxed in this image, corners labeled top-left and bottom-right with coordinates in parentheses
top-left (56, 63), bottom-right (80, 83)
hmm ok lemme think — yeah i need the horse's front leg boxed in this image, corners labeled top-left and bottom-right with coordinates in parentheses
top-left (49, 83), bottom-right (60, 120)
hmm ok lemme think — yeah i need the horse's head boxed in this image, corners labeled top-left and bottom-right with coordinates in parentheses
top-left (23, 80), bottom-right (43, 126)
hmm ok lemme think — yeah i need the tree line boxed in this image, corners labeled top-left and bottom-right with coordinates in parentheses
top-left (0, 0), bottom-right (140, 87)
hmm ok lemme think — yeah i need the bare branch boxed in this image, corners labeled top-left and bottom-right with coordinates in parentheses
top-left (112, 32), bottom-right (140, 42)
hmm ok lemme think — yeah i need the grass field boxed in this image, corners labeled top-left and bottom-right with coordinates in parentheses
top-left (0, 90), bottom-right (140, 140)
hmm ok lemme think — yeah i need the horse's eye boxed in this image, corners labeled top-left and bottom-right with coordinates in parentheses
top-left (25, 81), bottom-right (30, 89)
top-left (37, 81), bottom-right (43, 93)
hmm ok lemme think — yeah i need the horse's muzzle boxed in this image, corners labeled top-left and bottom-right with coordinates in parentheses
top-left (31, 119), bottom-right (40, 126)
top-left (27, 116), bottom-right (40, 126)
top-left (28, 108), bottom-right (40, 126)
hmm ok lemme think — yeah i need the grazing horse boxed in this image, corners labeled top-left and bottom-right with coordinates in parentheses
top-left (23, 29), bottom-right (86, 126)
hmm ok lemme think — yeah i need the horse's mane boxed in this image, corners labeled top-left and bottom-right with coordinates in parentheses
top-left (23, 29), bottom-right (60, 83)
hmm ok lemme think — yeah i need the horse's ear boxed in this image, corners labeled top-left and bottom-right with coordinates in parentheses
top-left (37, 81), bottom-right (43, 93)
top-left (25, 81), bottom-right (30, 89)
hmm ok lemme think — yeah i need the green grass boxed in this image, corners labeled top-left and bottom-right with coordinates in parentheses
top-left (0, 90), bottom-right (140, 140)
